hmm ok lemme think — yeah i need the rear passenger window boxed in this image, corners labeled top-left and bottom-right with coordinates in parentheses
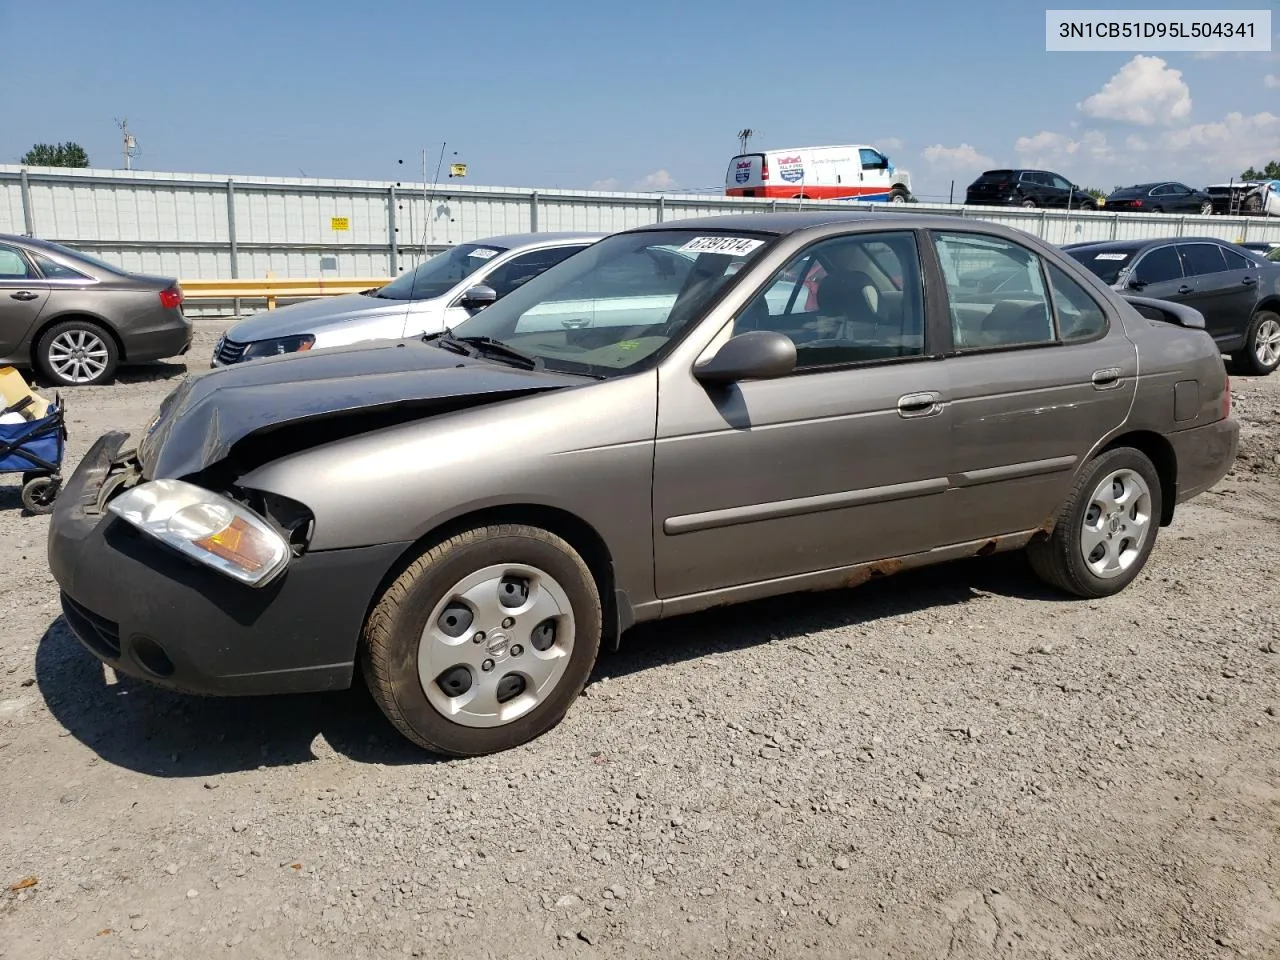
top-left (0, 245), bottom-right (33, 279)
top-left (1047, 264), bottom-right (1108, 341)
top-left (932, 232), bottom-right (1055, 349)
top-left (1179, 243), bottom-right (1227, 276)
top-left (31, 253), bottom-right (90, 280)
top-left (1220, 247), bottom-right (1250, 270)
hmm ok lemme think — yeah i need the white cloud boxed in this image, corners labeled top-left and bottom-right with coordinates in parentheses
top-left (1077, 55), bottom-right (1192, 125)
top-left (635, 169), bottom-right (676, 191)
top-left (1014, 129), bottom-right (1114, 168)
top-left (588, 178), bottom-right (619, 191)
top-left (921, 143), bottom-right (995, 171)
top-left (1159, 111), bottom-right (1280, 173)
top-left (1265, 74), bottom-right (1280, 89)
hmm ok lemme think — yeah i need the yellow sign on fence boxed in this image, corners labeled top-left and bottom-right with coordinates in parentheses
top-left (330, 216), bottom-right (349, 231)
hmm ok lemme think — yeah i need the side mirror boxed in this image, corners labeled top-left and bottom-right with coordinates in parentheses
top-left (460, 284), bottom-right (498, 309)
top-left (693, 330), bottom-right (796, 385)
top-left (1127, 277), bottom-right (1147, 291)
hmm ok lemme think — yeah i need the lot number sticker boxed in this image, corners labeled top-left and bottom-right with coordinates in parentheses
top-left (470, 247), bottom-right (500, 260)
top-left (1094, 253), bottom-right (1128, 260)
top-left (679, 236), bottom-right (765, 255)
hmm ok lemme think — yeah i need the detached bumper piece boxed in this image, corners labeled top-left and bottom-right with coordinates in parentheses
top-left (48, 431), bottom-right (408, 696)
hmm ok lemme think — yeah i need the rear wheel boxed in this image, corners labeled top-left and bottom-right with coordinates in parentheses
top-left (1020, 198), bottom-right (1037, 208)
top-left (361, 524), bottom-right (602, 757)
top-left (1199, 200), bottom-right (1214, 216)
top-left (1233, 310), bottom-right (1280, 376)
top-left (21, 475), bottom-right (60, 515)
top-left (1027, 448), bottom-right (1162, 598)
top-left (35, 320), bottom-right (118, 387)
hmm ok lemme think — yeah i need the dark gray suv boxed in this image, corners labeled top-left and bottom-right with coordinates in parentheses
top-left (0, 233), bottom-right (192, 386)
top-left (1065, 236), bottom-right (1280, 375)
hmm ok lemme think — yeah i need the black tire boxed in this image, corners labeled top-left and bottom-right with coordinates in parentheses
top-left (360, 524), bottom-right (602, 757)
top-left (1020, 198), bottom-right (1037, 208)
top-left (1198, 201), bottom-right (1214, 216)
top-left (1232, 310), bottom-right (1280, 377)
top-left (21, 475), bottom-right (60, 515)
top-left (35, 320), bottom-right (119, 387)
top-left (889, 188), bottom-right (909, 204)
top-left (1027, 447), bottom-right (1163, 599)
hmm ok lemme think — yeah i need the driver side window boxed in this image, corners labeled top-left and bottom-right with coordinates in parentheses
top-left (732, 231), bottom-right (926, 369)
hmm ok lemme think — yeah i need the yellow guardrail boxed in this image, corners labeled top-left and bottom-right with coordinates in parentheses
top-left (180, 277), bottom-right (392, 310)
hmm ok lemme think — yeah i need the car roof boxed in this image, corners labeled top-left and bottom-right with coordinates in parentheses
top-left (471, 232), bottom-right (606, 248)
top-left (622, 210), bottom-right (1010, 237)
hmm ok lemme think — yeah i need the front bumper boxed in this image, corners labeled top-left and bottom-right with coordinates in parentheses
top-left (1169, 415), bottom-right (1240, 505)
top-left (47, 432), bottom-right (408, 696)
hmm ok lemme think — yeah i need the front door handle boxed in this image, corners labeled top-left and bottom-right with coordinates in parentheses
top-left (1091, 367), bottom-right (1122, 389)
top-left (9, 291), bottom-right (39, 301)
top-left (1176, 285), bottom-right (1194, 294)
top-left (1242, 276), bottom-right (1257, 286)
top-left (897, 391), bottom-right (943, 418)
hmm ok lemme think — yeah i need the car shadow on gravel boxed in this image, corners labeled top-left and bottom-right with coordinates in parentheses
top-left (34, 617), bottom-right (440, 777)
top-left (34, 552), bottom-right (1065, 776)
top-left (598, 551), bottom-right (1071, 680)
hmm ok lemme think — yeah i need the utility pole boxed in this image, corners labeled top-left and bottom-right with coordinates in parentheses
top-left (116, 118), bottom-right (136, 170)
top-left (737, 128), bottom-right (754, 155)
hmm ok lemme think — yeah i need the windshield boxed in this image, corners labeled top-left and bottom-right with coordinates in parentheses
top-left (446, 229), bottom-right (774, 377)
top-left (1067, 248), bottom-right (1132, 285)
top-left (375, 242), bottom-right (510, 301)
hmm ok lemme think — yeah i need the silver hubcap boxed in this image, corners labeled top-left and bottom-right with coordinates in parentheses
top-left (418, 563), bottom-right (575, 728)
top-left (1253, 318), bottom-right (1280, 368)
top-left (1080, 469), bottom-right (1153, 579)
top-left (48, 330), bottom-right (109, 383)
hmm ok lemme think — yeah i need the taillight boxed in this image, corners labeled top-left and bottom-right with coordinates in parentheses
top-left (159, 285), bottom-right (183, 310)
top-left (761, 159), bottom-right (769, 181)
top-left (1132, 200), bottom-right (1143, 208)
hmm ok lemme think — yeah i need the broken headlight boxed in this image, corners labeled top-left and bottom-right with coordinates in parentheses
top-left (107, 479), bottom-right (291, 587)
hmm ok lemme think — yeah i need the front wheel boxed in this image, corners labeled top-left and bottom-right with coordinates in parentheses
top-left (1020, 198), bottom-right (1037, 208)
top-left (1233, 310), bottom-right (1280, 376)
top-left (1027, 448), bottom-right (1162, 598)
top-left (361, 524), bottom-right (602, 757)
top-left (889, 188), bottom-right (909, 203)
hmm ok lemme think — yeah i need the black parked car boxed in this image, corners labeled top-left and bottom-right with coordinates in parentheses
top-left (965, 169), bottom-right (1097, 210)
top-left (1065, 236), bottom-right (1280, 375)
top-left (1102, 182), bottom-right (1214, 216)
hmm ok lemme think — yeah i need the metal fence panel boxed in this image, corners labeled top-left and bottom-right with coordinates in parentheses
top-left (3, 164), bottom-right (1278, 319)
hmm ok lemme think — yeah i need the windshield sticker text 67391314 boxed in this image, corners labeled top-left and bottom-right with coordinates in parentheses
top-left (679, 236), bottom-right (765, 256)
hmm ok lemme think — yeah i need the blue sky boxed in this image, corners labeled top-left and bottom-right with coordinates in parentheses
top-left (2, 0), bottom-right (1277, 199)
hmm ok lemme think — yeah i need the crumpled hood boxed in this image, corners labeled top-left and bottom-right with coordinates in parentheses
top-left (224, 291), bottom-right (416, 341)
top-left (138, 338), bottom-right (588, 479)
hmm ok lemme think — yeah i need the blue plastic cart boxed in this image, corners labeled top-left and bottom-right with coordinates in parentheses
top-left (0, 392), bottom-right (66, 514)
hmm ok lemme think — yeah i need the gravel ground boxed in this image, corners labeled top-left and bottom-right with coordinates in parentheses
top-left (2, 322), bottom-right (1278, 960)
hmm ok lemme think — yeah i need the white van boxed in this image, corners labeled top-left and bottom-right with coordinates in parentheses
top-left (725, 144), bottom-right (913, 203)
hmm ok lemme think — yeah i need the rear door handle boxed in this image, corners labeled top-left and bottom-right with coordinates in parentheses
top-left (1091, 367), bottom-right (1122, 389)
top-left (897, 391), bottom-right (943, 418)
top-left (9, 291), bottom-right (39, 301)
top-left (1177, 285), bottom-right (1194, 294)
